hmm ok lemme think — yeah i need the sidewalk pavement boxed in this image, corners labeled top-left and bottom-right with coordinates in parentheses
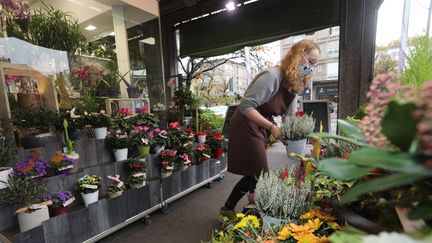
top-left (99, 141), bottom-right (294, 243)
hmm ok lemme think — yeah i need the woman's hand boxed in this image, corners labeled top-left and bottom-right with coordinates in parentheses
top-left (270, 125), bottom-right (282, 139)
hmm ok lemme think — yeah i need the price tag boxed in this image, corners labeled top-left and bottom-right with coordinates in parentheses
top-left (132, 173), bottom-right (145, 177)
top-left (63, 197), bottom-right (75, 207)
top-left (166, 166), bottom-right (174, 170)
top-left (82, 184), bottom-right (98, 189)
top-left (58, 165), bottom-right (74, 171)
top-left (116, 181), bottom-right (124, 188)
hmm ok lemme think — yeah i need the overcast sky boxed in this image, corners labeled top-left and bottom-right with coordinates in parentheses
top-left (376, 0), bottom-right (431, 45)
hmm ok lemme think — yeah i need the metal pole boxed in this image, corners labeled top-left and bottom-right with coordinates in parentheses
top-left (399, 0), bottom-right (411, 73)
top-left (427, 0), bottom-right (432, 37)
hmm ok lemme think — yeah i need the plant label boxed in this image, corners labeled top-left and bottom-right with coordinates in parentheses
top-left (63, 197), bottom-right (76, 207)
top-left (82, 184), bottom-right (98, 189)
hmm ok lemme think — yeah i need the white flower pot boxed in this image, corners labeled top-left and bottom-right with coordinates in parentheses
top-left (0, 167), bottom-right (12, 189)
top-left (114, 148), bottom-right (128, 162)
top-left (93, 127), bottom-right (107, 139)
top-left (81, 190), bottom-right (99, 207)
top-left (197, 135), bottom-right (207, 144)
top-left (161, 171), bottom-right (172, 179)
top-left (285, 138), bottom-right (307, 156)
top-left (262, 215), bottom-right (290, 231)
top-left (17, 204), bottom-right (50, 233)
top-left (153, 145), bottom-right (165, 154)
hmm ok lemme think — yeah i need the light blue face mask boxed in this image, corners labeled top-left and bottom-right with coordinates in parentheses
top-left (299, 62), bottom-right (314, 77)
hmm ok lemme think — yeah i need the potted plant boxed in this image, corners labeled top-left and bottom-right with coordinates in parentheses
top-left (177, 152), bottom-right (192, 171)
top-left (116, 70), bottom-right (142, 98)
top-left (126, 173), bottom-right (146, 189)
top-left (62, 118), bottom-right (80, 173)
top-left (77, 175), bottom-right (101, 207)
top-left (207, 132), bottom-right (224, 159)
top-left (151, 127), bottom-right (168, 154)
top-left (105, 134), bottom-right (130, 161)
top-left (13, 150), bottom-right (50, 179)
top-left (85, 113), bottom-right (110, 139)
top-left (0, 176), bottom-right (49, 233)
top-left (281, 111), bottom-right (315, 156)
top-left (126, 158), bottom-right (147, 173)
top-left (159, 149), bottom-right (176, 178)
top-left (106, 175), bottom-right (125, 198)
top-left (48, 151), bottom-right (76, 175)
top-left (43, 191), bottom-right (75, 216)
top-left (255, 168), bottom-right (312, 230)
top-left (131, 125), bottom-right (153, 156)
top-left (0, 137), bottom-right (16, 189)
top-left (196, 143), bottom-right (211, 164)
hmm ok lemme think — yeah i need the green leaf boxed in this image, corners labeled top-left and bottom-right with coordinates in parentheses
top-left (409, 203), bottom-right (432, 220)
top-left (338, 119), bottom-right (365, 141)
top-left (311, 132), bottom-right (368, 147)
top-left (318, 158), bottom-right (372, 180)
top-left (340, 173), bottom-right (428, 204)
top-left (348, 148), bottom-right (430, 174)
top-left (381, 100), bottom-right (418, 151)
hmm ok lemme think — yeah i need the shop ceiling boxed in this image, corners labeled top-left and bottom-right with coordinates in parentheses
top-left (159, 0), bottom-right (340, 57)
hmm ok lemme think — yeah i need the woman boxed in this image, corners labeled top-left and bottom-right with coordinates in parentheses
top-left (220, 39), bottom-right (320, 217)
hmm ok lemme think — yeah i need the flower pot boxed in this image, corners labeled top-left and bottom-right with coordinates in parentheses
top-left (114, 148), bottom-right (128, 162)
top-left (137, 144), bottom-right (150, 156)
top-left (0, 167), bottom-right (12, 189)
top-left (212, 148), bottom-right (223, 159)
top-left (127, 87), bottom-right (140, 98)
top-left (197, 135), bottom-right (207, 144)
top-left (131, 182), bottom-right (145, 189)
top-left (93, 127), bottom-right (107, 139)
top-left (108, 191), bottom-right (123, 199)
top-left (52, 206), bottom-right (69, 217)
top-left (81, 190), bottom-right (99, 207)
top-left (262, 215), bottom-right (290, 231)
top-left (153, 145), bottom-right (165, 154)
top-left (17, 204), bottom-right (50, 233)
top-left (161, 171), bottom-right (172, 179)
top-left (285, 138), bottom-right (307, 156)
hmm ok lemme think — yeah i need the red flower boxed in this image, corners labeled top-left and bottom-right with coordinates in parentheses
top-left (197, 145), bottom-right (206, 151)
top-left (184, 129), bottom-right (193, 134)
top-left (280, 168), bottom-right (289, 180)
top-left (295, 110), bottom-right (305, 117)
top-left (169, 121), bottom-right (179, 129)
top-left (213, 132), bottom-right (222, 140)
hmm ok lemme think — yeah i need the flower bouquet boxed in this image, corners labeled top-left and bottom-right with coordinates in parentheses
top-left (13, 150), bottom-right (50, 179)
top-left (160, 149), bottom-right (176, 178)
top-left (43, 191), bottom-right (75, 216)
top-left (196, 143), bottom-right (211, 164)
top-left (77, 175), bottom-right (101, 207)
top-left (107, 175), bottom-right (125, 198)
top-left (207, 132), bottom-right (224, 159)
top-left (49, 151), bottom-right (76, 175)
top-left (281, 111), bottom-right (315, 156)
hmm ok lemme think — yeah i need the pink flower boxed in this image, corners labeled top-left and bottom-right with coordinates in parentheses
top-left (169, 121), bottom-right (179, 129)
top-left (139, 105), bottom-right (150, 113)
top-left (197, 145), bottom-right (205, 151)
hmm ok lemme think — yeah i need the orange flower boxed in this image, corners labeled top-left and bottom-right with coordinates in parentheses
top-left (50, 151), bottom-right (65, 164)
top-left (277, 226), bottom-right (291, 240)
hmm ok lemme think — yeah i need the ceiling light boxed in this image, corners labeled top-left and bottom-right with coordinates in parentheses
top-left (139, 37), bottom-right (156, 45)
top-left (84, 25), bottom-right (97, 31)
top-left (89, 6), bottom-right (102, 12)
top-left (225, 1), bottom-right (236, 11)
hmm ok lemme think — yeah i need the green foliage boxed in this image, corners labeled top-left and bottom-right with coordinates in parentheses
top-left (402, 36), bottom-right (432, 89)
top-left (126, 174), bottom-right (145, 187)
top-left (0, 176), bottom-right (47, 205)
top-left (352, 103), bottom-right (367, 120)
top-left (199, 109), bottom-right (224, 134)
top-left (82, 89), bottom-right (100, 113)
top-left (374, 52), bottom-right (398, 76)
top-left (84, 113), bottom-right (110, 128)
top-left (0, 137), bottom-right (16, 167)
top-left (311, 172), bottom-right (355, 202)
top-left (172, 86), bottom-right (196, 110)
top-left (381, 100), bottom-right (418, 151)
top-left (11, 108), bottom-right (57, 132)
top-left (105, 135), bottom-right (130, 149)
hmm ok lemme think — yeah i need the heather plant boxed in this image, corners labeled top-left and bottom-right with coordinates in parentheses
top-left (255, 168), bottom-right (312, 219)
top-left (281, 111), bottom-right (315, 141)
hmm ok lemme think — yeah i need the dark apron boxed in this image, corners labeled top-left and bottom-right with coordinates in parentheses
top-left (227, 83), bottom-right (295, 177)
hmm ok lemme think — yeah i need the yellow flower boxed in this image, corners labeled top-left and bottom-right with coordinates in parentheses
top-left (328, 222), bottom-right (341, 230)
top-left (313, 209), bottom-right (336, 221)
top-left (234, 220), bottom-right (247, 229)
top-left (293, 233), bottom-right (317, 242)
top-left (234, 215), bottom-right (260, 229)
top-left (277, 226), bottom-right (291, 240)
top-left (305, 218), bottom-right (322, 232)
top-left (219, 231), bottom-right (224, 238)
top-left (236, 213), bottom-right (245, 218)
top-left (300, 210), bottom-right (315, 220)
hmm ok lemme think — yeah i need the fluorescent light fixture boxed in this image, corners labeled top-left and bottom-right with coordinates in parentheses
top-left (226, 1), bottom-right (236, 11)
top-left (68, 0), bottom-right (83, 5)
top-left (84, 25), bottom-right (97, 31)
top-left (139, 37), bottom-right (156, 45)
top-left (89, 6), bottom-right (102, 12)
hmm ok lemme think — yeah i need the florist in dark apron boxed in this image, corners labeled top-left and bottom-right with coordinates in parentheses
top-left (220, 39), bottom-right (321, 217)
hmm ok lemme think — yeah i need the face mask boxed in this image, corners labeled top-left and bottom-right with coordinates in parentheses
top-left (299, 63), bottom-right (314, 77)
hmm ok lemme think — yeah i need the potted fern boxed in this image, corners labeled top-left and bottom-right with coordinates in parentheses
top-left (0, 176), bottom-right (49, 232)
top-left (281, 111), bottom-right (315, 156)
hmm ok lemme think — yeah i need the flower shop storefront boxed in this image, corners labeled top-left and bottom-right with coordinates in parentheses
top-left (0, 0), bottom-right (229, 242)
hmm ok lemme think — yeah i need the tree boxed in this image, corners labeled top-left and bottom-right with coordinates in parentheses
top-left (374, 52), bottom-right (398, 76)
